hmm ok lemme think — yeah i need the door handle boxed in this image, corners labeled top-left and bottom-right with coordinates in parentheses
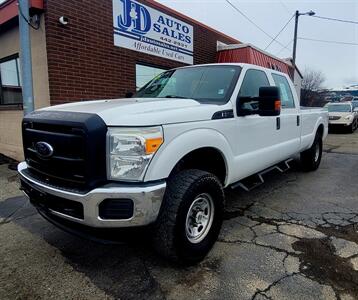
top-left (297, 115), bottom-right (300, 126)
top-left (276, 117), bottom-right (280, 130)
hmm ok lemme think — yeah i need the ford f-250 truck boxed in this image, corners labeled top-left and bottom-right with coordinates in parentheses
top-left (18, 63), bottom-right (328, 263)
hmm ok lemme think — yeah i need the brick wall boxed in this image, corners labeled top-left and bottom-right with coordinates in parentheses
top-left (44, 0), bottom-right (239, 105)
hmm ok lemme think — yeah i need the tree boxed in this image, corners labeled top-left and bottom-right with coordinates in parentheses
top-left (301, 68), bottom-right (326, 106)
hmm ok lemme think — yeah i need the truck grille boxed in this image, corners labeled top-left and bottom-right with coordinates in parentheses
top-left (22, 110), bottom-right (107, 192)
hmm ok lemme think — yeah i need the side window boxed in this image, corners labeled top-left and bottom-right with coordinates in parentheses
top-left (272, 73), bottom-right (295, 108)
top-left (238, 69), bottom-right (270, 112)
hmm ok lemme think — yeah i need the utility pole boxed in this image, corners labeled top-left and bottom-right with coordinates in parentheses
top-left (18, 0), bottom-right (34, 115)
top-left (292, 10), bottom-right (299, 67)
top-left (292, 10), bottom-right (315, 68)
top-left (291, 9), bottom-right (315, 83)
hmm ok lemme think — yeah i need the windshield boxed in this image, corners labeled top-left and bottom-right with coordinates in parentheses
top-left (135, 65), bottom-right (241, 104)
top-left (328, 104), bottom-right (352, 112)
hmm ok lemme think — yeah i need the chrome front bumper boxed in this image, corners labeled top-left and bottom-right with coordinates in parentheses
top-left (18, 162), bottom-right (166, 228)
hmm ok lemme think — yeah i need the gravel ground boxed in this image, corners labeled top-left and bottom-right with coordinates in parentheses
top-left (0, 130), bottom-right (357, 300)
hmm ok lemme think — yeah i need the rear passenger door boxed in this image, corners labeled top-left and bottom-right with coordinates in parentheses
top-left (271, 73), bottom-right (301, 156)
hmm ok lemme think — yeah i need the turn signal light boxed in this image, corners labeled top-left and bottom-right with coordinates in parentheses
top-left (275, 100), bottom-right (281, 111)
top-left (145, 138), bottom-right (163, 154)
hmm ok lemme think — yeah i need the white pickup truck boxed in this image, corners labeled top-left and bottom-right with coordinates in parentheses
top-left (18, 63), bottom-right (328, 263)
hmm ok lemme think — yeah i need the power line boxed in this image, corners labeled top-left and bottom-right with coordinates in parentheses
top-left (278, 0), bottom-right (291, 15)
top-left (276, 40), bottom-right (293, 56)
top-left (299, 37), bottom-right (358, 46)
top-left (265, 14), bottom-right (294, 50)
top-left (224, 0), bottom-right (291, 52)
top-left (312, 15), bottom-right (358, 25)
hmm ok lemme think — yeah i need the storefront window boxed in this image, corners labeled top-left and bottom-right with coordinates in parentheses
top-left (136, 64), bottom-right (167, 91)
top-left (0, 55), bottom-right (22, 106)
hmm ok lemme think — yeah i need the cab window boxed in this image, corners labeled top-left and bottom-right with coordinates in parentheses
top-left (272, 73), bottom-right (295, 108)
top-left (238, 69), bottom-right (270, 113)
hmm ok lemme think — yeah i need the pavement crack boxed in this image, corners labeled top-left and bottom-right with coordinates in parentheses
top-left (251, 273), bottom-right (299, 300)
top-left (0, 200), bottom-right (28, 226)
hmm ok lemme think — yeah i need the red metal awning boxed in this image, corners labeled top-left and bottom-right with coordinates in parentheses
top-left (0, 0), bottom-right (43, 26)
top-left (217, 44), bottom-right (294, 78)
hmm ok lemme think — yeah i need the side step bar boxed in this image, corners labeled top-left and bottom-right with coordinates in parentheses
top-left (230, 159), bottom-right (293, 192)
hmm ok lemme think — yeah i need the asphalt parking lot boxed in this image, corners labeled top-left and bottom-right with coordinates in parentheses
top-left (0, 131), bottom-right (357, 300)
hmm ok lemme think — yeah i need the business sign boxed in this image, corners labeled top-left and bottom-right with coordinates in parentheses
top-left (113, 0), bottom-right (194, 64)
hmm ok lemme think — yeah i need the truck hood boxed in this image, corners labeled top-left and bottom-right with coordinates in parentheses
top-left (42, 98), bottom-right (227, 126)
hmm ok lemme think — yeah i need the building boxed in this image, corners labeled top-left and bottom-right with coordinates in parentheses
top-left (0, 0), bottom-right (241, 160)
top-left (216, 43), bottom-right (303, 98)
top-left (0, 0), bottom-right (299, 161)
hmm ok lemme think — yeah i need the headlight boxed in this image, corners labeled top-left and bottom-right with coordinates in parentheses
top-left (345, 115), bottom-right (353, 120)
top-left (107, 127), bottom-right (163, 181)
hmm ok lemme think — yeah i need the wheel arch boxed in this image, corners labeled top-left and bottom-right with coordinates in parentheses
top-left (144, 128), bottom-right (233, 186)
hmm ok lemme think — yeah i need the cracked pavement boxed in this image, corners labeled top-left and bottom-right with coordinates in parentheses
top-left (0, 131), bottom-right (357, 300)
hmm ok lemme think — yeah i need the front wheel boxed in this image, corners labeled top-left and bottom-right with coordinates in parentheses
top-left (300, 133), bottom-right (323, 171)
top-left (152, 169), bottom-right (224, 264)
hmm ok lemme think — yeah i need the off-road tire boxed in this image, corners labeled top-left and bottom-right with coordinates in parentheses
top-left (152, 169), bottom-right (224, 264)
top-left (300, 132), bottom-right (323, 171)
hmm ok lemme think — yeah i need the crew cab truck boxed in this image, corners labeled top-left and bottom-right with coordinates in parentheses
top-left (18, 63), bottom-right (328, 263)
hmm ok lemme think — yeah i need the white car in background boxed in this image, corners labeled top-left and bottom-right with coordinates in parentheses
top-left (327, 102), bottom-right (358, 133)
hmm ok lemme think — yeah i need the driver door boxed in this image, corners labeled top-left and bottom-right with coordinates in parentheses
top-left (231, 68), bottom-right (281, 182)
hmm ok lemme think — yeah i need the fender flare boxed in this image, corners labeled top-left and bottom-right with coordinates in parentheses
top-left (144, 128), bottom-right (234, 186)
top-left (308, 116), bottom-right (326, 148)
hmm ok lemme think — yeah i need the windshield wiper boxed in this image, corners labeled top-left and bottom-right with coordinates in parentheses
top-left (164, 95), bottom-right (189, 99)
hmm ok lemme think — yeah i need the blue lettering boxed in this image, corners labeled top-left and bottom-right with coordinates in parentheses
top-left (162, 27), bottom-right (170, 36)
top-left (182, 25), bottom-right (189, 34)
top-left (178, 32), bottom-right (185, 42)
top-left (117, 0), bottom-right (151, 35)
top-left (157, 15), bottom-right (165, 25)
top-left (153, 23), bottom-right (161, 33)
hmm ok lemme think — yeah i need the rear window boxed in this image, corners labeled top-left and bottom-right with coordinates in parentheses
top-left (271, 73), bottom-right (295, 108)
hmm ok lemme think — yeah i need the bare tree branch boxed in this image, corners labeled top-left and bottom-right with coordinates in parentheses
top-left (301, 68), bottom-right (326, 106)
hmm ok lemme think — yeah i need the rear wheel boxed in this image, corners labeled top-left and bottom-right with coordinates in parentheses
top-left (300, 133), bottom-right (323, 171)
top-left (152, 169), bottom-right (224, 264)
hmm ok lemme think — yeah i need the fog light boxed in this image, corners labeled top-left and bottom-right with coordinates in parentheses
top-left (98, 199), bottom-right (134, 220)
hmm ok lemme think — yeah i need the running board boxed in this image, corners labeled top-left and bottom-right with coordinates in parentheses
top-left (231, 159), bottom-right (293, 192)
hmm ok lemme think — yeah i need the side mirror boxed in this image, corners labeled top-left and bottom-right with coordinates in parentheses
top-left (125, 91), bottom-right (134, 98)
top-left (257, 86), bottom-right (281, 116)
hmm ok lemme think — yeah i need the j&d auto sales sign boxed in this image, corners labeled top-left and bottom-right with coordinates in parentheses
top-left (113, 0), bottom-right (194, 64)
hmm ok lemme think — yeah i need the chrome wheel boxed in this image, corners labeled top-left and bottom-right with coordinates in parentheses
top-left (185, 193), bottom-right (214, 244)
top-left (314, 142), bottom-right (320, 162)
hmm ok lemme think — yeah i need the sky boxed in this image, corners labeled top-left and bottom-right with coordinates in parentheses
top-left (156, 0), bottom-right (358, 89)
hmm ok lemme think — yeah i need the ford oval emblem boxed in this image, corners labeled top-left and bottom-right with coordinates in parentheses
top-left (35, 142), bottom-right (54, 158)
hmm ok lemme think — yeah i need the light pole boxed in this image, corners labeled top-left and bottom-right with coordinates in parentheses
top-left (292, 10), bottom-right (315, 67)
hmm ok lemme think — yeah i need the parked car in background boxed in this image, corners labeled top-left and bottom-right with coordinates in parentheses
top-left (352, 99), bottom-right (358, 110)
top-left (328, 102), bottom-right (358, 132)
top-left (18, 63), bottom-right (328, 263)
